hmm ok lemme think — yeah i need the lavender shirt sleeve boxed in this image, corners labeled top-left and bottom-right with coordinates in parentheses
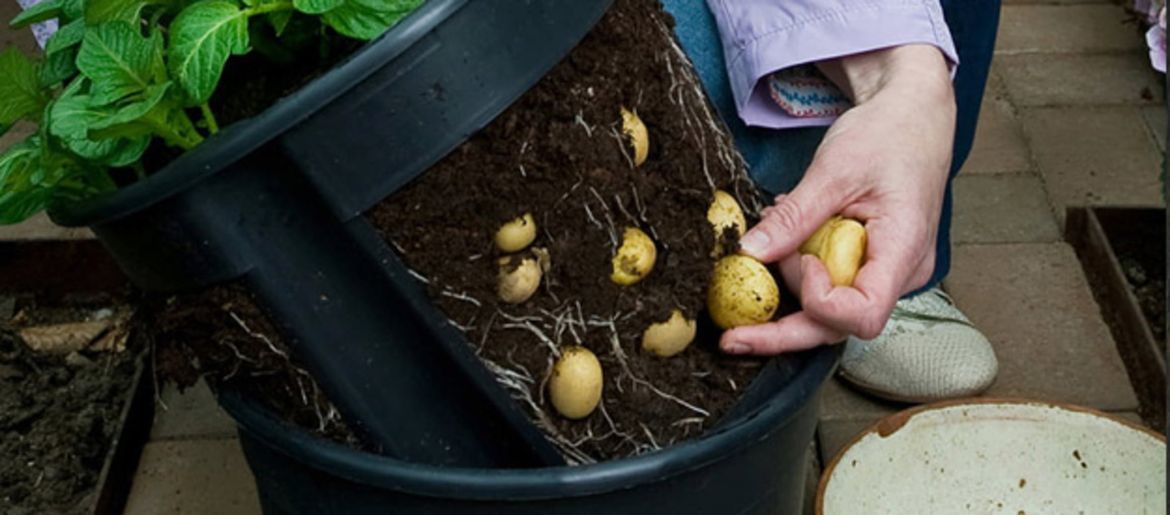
top-left (705, 0), bottom-right (959, 128)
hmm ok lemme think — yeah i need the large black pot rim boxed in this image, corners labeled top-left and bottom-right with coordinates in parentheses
top-left (220, 346), bottom-right (838, 501)
top-left (49, 0), bottom-right (467, 228)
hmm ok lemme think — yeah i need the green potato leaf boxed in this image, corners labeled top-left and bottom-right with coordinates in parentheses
top-left (77, 22), bottom-right (166, 105)
top-left (63, 0), bottom-right (85, 20)
top-left (0, 48), bottom-right (48, 125)
top-left (89, 82), bottom-right (171, 131)
top-left (51, 168), bottom-right (117, 205)
top-left (85, 0), bottom-right (147, 24)
top-left (350, 0), bottom-right (421, 12)
top-left (0, 139), bottom-right (52, 224)
top-left (321, 0), bottom-right (417, 40)
top-left (101, 135), bottom-right (150, 166)
top-left (50, 93), bottom-right (119, 155)
top-left (87, 121), bottom-right (153, 140)
top-left (9, 0), bottom-right (62, 28)
top-left (39, 47), bottom-right (80, 87)
top-left (169, 0), bottom-right (249, 105)
top-left (293, 0), bottom-right (342, 15)
top-left (0, 139), bottom-right (39, 187)
top-left (49, 92), bottom-right (147, 164)
top-left (268, 10), bottom-right (292, 35)
top-left (45, 19), bottom-right (85, 54)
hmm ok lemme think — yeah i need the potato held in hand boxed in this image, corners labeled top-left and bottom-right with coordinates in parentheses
top-left (611, 227), bottom-right (657, 285)
top-left (495, 213), bottom-right (537, 253)
top-left (799, 216), bottom-right (867, 287)
top-left (641, 309), bottom-right (697, 357)
top-left (548, 347), bottom-right (603, 419)
top-left (707, 255), bottom-right (780, 330)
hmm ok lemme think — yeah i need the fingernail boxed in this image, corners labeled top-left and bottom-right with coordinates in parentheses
top-left (739, 230), bottom-right (770, 256)
top-left (724, 342), bottom-right (751, 354)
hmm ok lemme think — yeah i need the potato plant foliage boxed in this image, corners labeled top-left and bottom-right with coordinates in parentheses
top-left (0, 0), bottom-right (423, 223)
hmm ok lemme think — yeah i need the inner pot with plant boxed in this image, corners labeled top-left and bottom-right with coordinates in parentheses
top-left (2, 0), bottom-right (839, 513)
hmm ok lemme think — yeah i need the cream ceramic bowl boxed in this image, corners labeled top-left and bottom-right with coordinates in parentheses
top-left (818, 399), bottom-right (1166, 514)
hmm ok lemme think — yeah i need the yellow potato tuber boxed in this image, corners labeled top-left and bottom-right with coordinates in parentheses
top-left (707, 255), bottom-right (780, 330)
top-left (799, 216), bottom-right (867, 287)
top-left (706, 190), bottom-right (747, 256)
top-left (641, 309), bottom-right (697, 358)
top-left (495, 213), bottom-right (537, 253)
top-left (548, 346), bottom-right (603, 419)
top-left (611, 227), bottom-right (657, 285)
top-left (497, 256), bottom-right (542, 304)
top-left (620, 107), bottom-right (649, 166)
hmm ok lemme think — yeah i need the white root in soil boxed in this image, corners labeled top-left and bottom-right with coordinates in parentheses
top-left (376, 13), bottom-right (765, 463)
top-left (223, 309), bottom-right (343, 434)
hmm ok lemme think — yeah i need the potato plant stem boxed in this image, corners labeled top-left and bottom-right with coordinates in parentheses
top-left (143, 109), bottom-right (204, 150)
top-left (132, 162), bottom-right (147, 181)
top-left (200, 103), bottom-right (220, 135)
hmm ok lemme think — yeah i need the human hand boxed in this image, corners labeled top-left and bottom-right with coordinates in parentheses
top-left (720, 44), bottom-right (956, 355)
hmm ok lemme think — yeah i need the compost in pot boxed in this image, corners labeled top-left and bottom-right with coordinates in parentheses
top-left (368, 0), bottom-right (770, 462)
top-left (147, 0), bottom-right (794, 463)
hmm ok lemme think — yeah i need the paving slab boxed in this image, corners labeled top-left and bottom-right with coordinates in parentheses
top-left (1111, 410), bottom-right (1146, 426)
top-left (817, 378), bottom-right (903, 463)
top-left (0, 212), bottom-right (94, 240)
top-left (997, 53), bottom-right (1164, 107)
top-left (802, 441), bottom-right (821, 515)
top-left (996, 4), bottom-right (1143, 55)
top-left (1020, 106), bottom-right (1164, 224)
top-left (963, 74), bottom-right (1034, 175)
top-left (944, 243), bottom-right (1140, 411)
top-left (952, 174), bottom-right (1062, 244)
top-left (124, 439), bottom-right (261, 515)
top-left (0, 120), bottom-right (36, 153)
top-left (0, 2), bottom-right (39, 55)
top-left (1140, 105), bottom-right (1167, 152)
top-left (152, 379), bottom-right (238, 441)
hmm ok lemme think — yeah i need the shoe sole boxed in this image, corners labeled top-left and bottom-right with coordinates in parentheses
top-left (837, 369), bottom-right (992, 405)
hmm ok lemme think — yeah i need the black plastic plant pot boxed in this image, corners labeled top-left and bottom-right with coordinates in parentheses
top-left (48, 0), bottom-right (612, 469)
top-left (219, 346), bottom-right (837, 515)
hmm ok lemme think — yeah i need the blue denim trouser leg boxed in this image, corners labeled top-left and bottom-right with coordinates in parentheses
top-left (659, 0), bottom-right (1001, 293)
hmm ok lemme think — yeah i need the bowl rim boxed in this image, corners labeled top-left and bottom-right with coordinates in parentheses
top-left (814, 396), bottom-right (1167, 515)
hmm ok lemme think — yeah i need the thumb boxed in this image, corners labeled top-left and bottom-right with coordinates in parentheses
top-left (739, 169), bottom-right (847, 263)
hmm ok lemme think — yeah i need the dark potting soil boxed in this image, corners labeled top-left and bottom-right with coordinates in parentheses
top-left (144, 0), bottom-right (782, 462)
top-left (145, 285), bottom-right (360, 448)
top-left (1078, 208), bottom-right (1166, 430)
top-left (368, 0), bottom-right (773, 461)
top-left (1109, 230), bottom-right (1166, 347)
top-left (0, 294), bottom-right (138, 514)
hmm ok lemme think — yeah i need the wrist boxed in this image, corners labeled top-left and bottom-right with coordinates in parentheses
top-left (816, 44), bottom-right (952, 105)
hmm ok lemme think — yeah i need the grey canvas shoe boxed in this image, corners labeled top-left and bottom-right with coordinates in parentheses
top-left (839, 286), bottom-right (998, 403)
